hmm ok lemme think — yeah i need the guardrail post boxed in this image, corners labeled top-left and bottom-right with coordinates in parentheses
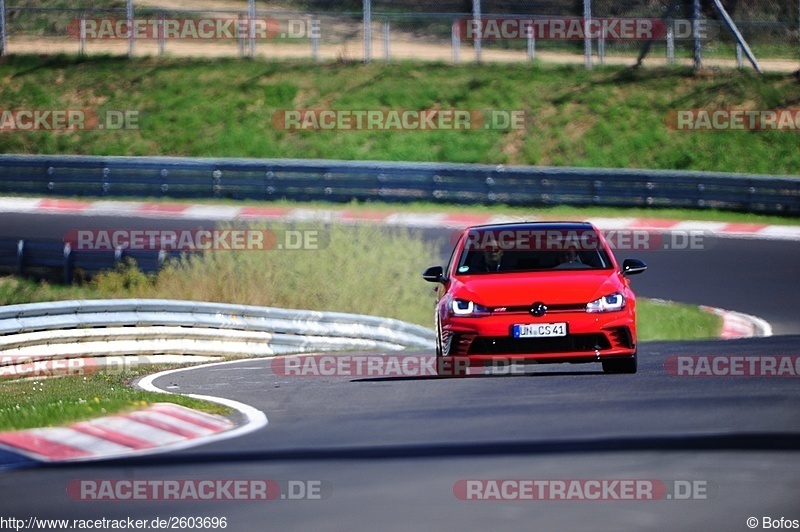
top-left (160, 168), bottom-right (169, 197)
top-left (16, 239), bottom-right (24, 276)
top-left (63, 243), bottom-right (73, 284)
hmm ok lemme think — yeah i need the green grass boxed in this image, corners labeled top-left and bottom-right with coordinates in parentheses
top-left (91, 222), bottom-right (440, 326)
top-left (0, 276), bottom-right (101, 305)
top-left (1, 56), bottom-right (800, 175)
top-left (0, 365), bottom-right (232, 431)
top-left (638, 299), bottom-right (720, 341)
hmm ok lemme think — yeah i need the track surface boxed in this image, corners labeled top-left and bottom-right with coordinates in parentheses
top-left (0, 212), bottom-right (798, 531)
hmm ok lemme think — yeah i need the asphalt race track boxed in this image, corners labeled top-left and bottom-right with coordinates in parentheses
top-left (0, 212), bottom-right (798, 531)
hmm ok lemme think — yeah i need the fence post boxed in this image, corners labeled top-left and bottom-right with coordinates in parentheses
top-left (383, 20), bottom-right (390, 61)
top-left (0, 0), bottom-right (6, 57)
top-left (666, 17), bottom-right (674, 63)
top-left (583, 0), bottom-right (592, 70)
top-left (158, 12), bottom-right (165, 56)
top-left (363, 0), bottom-right (371, 63)
top-left (79, 14), bottom-right (86, 56)
top-left (692, 0), bottom-right (702, 69)
top-left (127, 0), bottom-right (134, 58)
top-left (472, 0), bottom-right (481, 63)
top-left (311, 22), bottom-right (319, 61)
top-left (452, 20), bottom-right (460, 64)
top-left (526, 23), bottom-right (535, 62)
top-left (238, 13), bottom-right (245, 57)
top-left (597, 25), bottom-right (604, 65)
top-left (248, 0), bottom-right (255, 59)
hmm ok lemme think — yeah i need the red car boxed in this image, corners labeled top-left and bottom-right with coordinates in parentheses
top-left (423, 222), bottom-right (647, 375)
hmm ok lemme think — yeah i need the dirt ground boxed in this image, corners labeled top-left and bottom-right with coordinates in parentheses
top-left (3, 1), bottom-right (797, 73)
top-left (6, 33), bottom-right (798, 74)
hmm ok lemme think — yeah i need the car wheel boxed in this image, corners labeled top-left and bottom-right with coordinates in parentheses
top-left (435, 319), bottom-right (466, 377)
top-left (602, 352), bottom-right (637, 374)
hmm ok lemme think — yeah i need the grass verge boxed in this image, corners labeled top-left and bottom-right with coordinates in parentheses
top-left (0, 365), bottom-right (232, 432)
top-left (1, 56), bottom-right (800, 174)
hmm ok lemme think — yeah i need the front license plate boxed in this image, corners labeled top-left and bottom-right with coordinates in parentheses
top-left (512, 322), bottom-right (568, 338)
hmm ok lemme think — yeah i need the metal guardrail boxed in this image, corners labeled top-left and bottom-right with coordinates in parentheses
top-left (0, 238), bottom-right (182, 282)
top-left (0, 155), bottom-right (798, 216)
top-left (0, 299), bottom-right (436, 369)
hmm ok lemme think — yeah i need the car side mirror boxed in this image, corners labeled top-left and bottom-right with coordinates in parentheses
top-left (622, 259), bottom-right (647, 276)
top-left (422, 266), bottom-right (444, 283)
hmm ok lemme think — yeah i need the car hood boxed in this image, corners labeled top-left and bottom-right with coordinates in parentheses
top-left (450, 270), bottom-right (623, 307)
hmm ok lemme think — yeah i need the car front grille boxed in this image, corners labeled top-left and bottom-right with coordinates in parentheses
top-left (492, 303), bottom-right (586, 315)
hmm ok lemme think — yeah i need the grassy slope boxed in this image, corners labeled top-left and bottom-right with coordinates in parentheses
top-left (0, 55), bottom-right (799, 174)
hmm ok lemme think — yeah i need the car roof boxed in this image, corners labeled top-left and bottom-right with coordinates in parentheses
top-left (463, 221), bottom-right (596, 231)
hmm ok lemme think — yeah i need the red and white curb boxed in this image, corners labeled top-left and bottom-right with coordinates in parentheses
top-left (1, 197), bottom-right (800, 241)
top-left (648, 299), bottom-right (772, 340)
top-left (0, 360), bottom-right (268, 467)
top-left (700, 306), bottom-right (774, 339)
top-left (0, 403), bottom-right (232, 462)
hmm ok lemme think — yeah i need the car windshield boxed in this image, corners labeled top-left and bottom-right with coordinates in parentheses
top-left (455, 228), bottom-right (613, 274)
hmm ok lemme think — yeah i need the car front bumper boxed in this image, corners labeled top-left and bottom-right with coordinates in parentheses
top-left (440, 310), bottom-right (637, 363)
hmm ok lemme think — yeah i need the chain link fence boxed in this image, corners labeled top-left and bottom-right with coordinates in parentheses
top-left (0, 1), bottom-right (797, 71)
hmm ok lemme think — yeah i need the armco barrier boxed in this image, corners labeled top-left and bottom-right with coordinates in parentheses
top-left (0, 237), bottom-right (182, 283)
top-left (0, 299), bottom-right (436, 371)
top-left (1, 155), bottom-right (798, 215)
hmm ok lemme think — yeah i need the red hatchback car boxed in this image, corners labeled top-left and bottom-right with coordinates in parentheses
top-left (423, 222), bottom-right (647, 375)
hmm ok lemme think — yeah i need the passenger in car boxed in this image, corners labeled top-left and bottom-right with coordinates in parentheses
top-left (553, 246), bottom-right (590, 269)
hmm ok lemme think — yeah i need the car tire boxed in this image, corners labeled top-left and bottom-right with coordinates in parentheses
top-left (435, 318), bottom-right (466, 377)
top-left (602, 352), bottom-right (637, 374)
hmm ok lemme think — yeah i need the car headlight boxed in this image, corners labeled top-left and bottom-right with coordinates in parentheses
top-left (586, 293), bottom-right (625, 313)
top-left (450, 299), bottom-right (491, 317)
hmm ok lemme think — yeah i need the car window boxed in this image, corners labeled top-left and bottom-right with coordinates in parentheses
top-left (454, 229), bottom-right (613, 274)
